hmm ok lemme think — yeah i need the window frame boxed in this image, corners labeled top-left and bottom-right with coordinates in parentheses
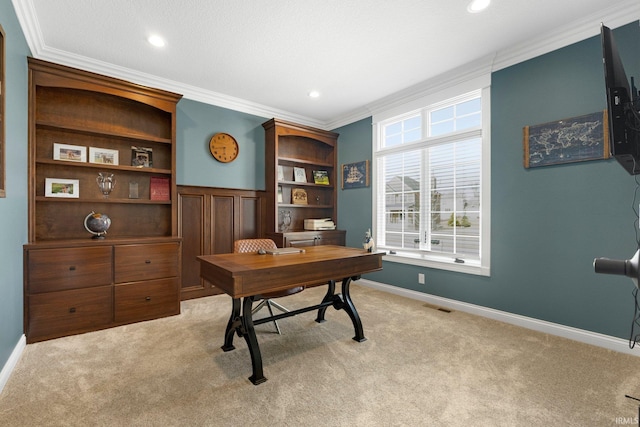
top-left (372, 76), bottom-right (491, 276)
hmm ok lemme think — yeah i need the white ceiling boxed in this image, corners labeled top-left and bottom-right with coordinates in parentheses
top-left (11, 0), bottom-right (640, 129)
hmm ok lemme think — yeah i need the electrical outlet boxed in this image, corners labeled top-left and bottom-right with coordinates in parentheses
top-left (418, 273), bottom-right (425, 284)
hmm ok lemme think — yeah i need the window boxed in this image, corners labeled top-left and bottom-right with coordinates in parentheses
top-left (373, 82), bottom-right (490, 276)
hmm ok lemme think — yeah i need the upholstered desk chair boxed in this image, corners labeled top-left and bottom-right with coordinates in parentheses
top-left (233, 238), bottom-right (305, 334)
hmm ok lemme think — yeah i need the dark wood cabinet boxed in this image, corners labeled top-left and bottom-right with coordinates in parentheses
top-left (28, 286), bottom-right (113, 340)
top-left (114, 277), bottom-right (179, 324)
top-left (114, 243), bottom-right (179, 283)
top-left (178, 186), bottom-right (267, 300)
top-left (263, 118), bottom-right (345, 245)
top-left (24, 58), bottom-right (182, 343)
top-left (26, 246), bottom-right (113, 293)
top-left (24, 238), bottom-right (181, 342)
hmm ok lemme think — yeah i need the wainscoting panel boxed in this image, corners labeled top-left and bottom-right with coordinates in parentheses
top-left (178, 186), bottom-right (267, 300)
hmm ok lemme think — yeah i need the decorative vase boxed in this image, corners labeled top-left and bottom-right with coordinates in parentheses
top-left (282, 210), bottom-right (291, 231)
top-left (96, 172), bottom-right (116, 198)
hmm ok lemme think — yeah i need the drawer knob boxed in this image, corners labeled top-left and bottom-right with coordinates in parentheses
top-left (69, 307), bottom-right (76, 313)
top-left (69, 266), bottom-right (76, 271)
top-left (145, 260), bottom-right (151, 264)
top-left (145, 296), bottom-right (151, 301)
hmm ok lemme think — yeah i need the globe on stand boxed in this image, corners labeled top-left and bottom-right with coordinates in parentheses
top-left (84, 211), bottom-right (111, 239)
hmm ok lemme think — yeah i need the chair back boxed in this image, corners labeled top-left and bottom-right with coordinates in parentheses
top-left (232, 238), bottom-right (304, 298)
top-left (234, 238), bottom-right (278, 254)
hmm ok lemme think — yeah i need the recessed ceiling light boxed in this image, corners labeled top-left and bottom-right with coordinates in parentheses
top-left (147, 35), bottom-right (166, 47)
top-left (308, 90), bottom-right (320, 98)
top-left (467, 0), bottom-right (490, 13)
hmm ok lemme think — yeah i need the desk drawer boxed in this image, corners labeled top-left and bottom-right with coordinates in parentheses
top-left (114, 242), bottom-right (179, 283)
top-left (28, 286), bottom-right (113, 341)
top-left (114, 277), bottom-right (179, 324)
top-left (27, 246), bottom-right (113, 293)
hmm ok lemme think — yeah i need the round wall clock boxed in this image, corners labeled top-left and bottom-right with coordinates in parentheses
top-left (209, 132), bottom-right (239, 163)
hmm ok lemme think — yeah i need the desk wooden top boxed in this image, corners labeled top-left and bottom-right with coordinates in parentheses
top-left (197, 245), bottom-right (383, 298)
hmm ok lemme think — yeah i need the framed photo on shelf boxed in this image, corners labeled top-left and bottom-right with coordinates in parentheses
top-left (45, 178), bottom-right (79, 198)
top-left (129, 182), bottom-right (139, 199)
top-left (53, 143), bottom-right (86, 163)
top-left (89, 147), bottom-right (119, 165)
top-left (292, 188), bottom-right (308, 205)
top-left (277, 165), bottom-right (285, 181)
top-left (342, 160), bottom-right (369, 189)
top-left (313, 170), bottom-right (330, 185)
top-left (293, 166), bottom-right (307, 183)
top-left (131, 146), bottom-right (153, 168)
top-left (277, 186), bottom-right (283, 203)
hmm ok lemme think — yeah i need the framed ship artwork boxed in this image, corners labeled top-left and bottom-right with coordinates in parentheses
top-left (342, 160), bottom-right (369, 189)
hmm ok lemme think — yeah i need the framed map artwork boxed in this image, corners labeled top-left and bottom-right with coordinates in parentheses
top-left (523, 111), bottom-right (610, 169)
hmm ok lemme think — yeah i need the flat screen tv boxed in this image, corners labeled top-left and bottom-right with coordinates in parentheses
top-left (601, 23), bottom-right (640, 175)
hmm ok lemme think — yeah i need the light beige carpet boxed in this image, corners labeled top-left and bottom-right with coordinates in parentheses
top-left (1, 283), bottom-right (640, 426)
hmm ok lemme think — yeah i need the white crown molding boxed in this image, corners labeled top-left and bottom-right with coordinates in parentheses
top-left (492, 0), bottom-right (640, 72)
top-left (25, 45), bottom-right (327, 129)
top-left (12, 0), bottom-right (640, 131)
top-left (327, 55), bottom-right (495, 130)
top-left (328, 2), bottom-right (640, 130)
top-left (11, 0), bottom-right (42, 54)
top-left (12, 0), bottom-right (325, 128)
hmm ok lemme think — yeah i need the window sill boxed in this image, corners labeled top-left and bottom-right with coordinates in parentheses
top-left (381, 250), bottom-right (490, 277)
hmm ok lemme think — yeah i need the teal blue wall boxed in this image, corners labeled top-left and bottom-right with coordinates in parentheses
top-left (176, 100), bottom-right (265, 190)
top-left (335, 117), bottom-right (373, 248)
top-left (0, 2), bottom-right (31, 369)
top-left (1, 3), bottom-right (638, 376)
top-left (337, 22), bottom-right (640, 339)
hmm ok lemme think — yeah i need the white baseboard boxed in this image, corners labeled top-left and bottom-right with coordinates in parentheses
top-left (0, 281), bottom-right (635, 392)
top-left (0, 335), bottom-right (26, 394)
top-left (357, 279), bottom-right (639, 357)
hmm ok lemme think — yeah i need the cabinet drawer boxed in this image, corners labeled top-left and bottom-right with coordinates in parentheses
top-left (317, 235), bottom-right (345, 246)
top-left (28, 286), bottom-right (113, 341)
top-left (288, 237), bottom-right (318, 247)
top-left (27, 246), bottom-right (113, 293)
top-left (114, 277), bottom-right (179, 324)
top-left (114, 243), bottom-right (179, 283)
top-left (283, 230), bottom-right (346, 247)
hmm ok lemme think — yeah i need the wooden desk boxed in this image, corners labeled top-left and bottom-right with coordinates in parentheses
top-left (197, 245), bottom-right (383, 384)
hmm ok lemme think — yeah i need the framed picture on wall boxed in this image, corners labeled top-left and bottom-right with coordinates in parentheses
top-left (523, 110), bottom-right (610, 168)
top-left (342, 160), bottom-right (369, 189)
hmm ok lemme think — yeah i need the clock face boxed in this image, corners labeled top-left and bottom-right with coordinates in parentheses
top-left (209, 133), bottom-right (239, 163)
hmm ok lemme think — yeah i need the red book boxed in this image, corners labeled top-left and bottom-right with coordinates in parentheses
top-left (150, 177), bottom-right (170, 201)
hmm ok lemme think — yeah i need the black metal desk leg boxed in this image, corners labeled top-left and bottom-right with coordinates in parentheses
top-left (221, 298), bottom-right (241, 352)
top-left (241, 296), bottom-right (267, 385)
top-left (341, 276), bottom-right (367, 342)
top-left (315, 280), bottom-right (336, 323)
